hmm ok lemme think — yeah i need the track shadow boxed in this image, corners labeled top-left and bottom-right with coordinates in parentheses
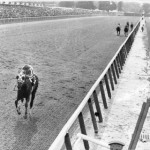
top-left (13, 117), bottom-right (38, 150)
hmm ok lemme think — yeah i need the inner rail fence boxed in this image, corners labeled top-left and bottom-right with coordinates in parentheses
top-left (49, 19), bottom-right (141, 150)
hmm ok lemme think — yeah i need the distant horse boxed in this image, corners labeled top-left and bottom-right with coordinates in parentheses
top-left (130, 23), bottom-right (134, 31)
top-left (116, 24), bottom-right (121, 36)
top-left (124, 25), bottom-right (129, 37)
top-left (15, 66), bottom-right (38, 119)
top-left (141, 25), bottom-right (144, 32)
top-left (127, 22), bottom-right (129, 28)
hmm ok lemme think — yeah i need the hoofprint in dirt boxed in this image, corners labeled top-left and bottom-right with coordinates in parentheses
top-left (73, 20), bottom-right (150, 150)
top-left (0, 16), bottom-right (139, 150)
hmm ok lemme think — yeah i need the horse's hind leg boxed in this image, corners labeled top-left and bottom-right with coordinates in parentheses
top-left (30, 91), bottom-right (36, 109)
top-left (15, 100), bottom-right (21, 115)
top-left (29, 91), bottom-right (36, 117)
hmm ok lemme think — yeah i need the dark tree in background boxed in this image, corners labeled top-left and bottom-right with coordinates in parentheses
top-left (143, 3), bottom-right (150, 14)
top-left (118, 1), bottom-right (123, 11)
top-left (123, 2), bottom-right (142, 13)
top-left (76, 1), bottom-right (96, 10)
top-left (58, 1), bottom-right (75, 8)
top-left (109, 1), bottom-right (117, 11)
top-left (98, 1), bottom-right (117, 12)
top-left (98, 1), bottom-right (110, 12)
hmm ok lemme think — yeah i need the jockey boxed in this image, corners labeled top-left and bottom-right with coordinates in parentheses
top-left (117, 23), bottom-right (121, 28)
top-left (22, 65), bottom-right (33, 78)
top-left (18, 65), bottom-right (35, 86)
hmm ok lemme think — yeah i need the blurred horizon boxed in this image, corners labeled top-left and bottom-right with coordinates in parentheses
top-left (0, 0), bottom-right (150, 3)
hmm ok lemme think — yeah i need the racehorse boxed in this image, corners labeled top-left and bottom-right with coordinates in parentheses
top-left (141, 25), bottom-right (144, 32)
top-left (130, 23), bottom-right (134, 31)
top-left (126, 22), bottom-right (129, 28)
top-left (15, 68), bottom-right (39, 119)
top-left (124, 25), bottom-right (129, 37)
top-left (116, 24), bottom-right (121, 36)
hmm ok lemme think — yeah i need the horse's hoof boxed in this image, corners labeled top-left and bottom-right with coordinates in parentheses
top-left (29, 115), bottom-right (32, 121)
top-left (24, 115), bottom-right (27, 119)
top-left (17, 110), bottom-right (21, 115)
top-left (29, 109), bottom-right (32, 116)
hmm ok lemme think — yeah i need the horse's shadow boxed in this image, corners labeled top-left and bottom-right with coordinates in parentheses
top-left (13, 117), bottom-right (38, 150)
top-left (116, 34), bottom-right (126, 38)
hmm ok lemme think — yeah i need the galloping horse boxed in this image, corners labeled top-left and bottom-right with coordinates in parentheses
top-left (116, 23), bottom-right (121, 36)
top-left (124, 25), bottom-right (129, 37)
top-left (15, 65), bottom-right (39, 119)
top-left (130, 23), bottom-right (134, 31)
top-left (124, 22), bottom-right (129, 37)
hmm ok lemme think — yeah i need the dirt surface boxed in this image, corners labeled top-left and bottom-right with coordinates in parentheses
top-left (0, 16), bottom-right (138, 150)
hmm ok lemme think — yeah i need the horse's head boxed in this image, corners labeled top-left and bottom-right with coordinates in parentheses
top-left (16, 72), bottom-right (25, 90)
top-left (16, 73), bottom-right (32, 91)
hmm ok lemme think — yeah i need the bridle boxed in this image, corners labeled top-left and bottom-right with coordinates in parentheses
top-left (16, 73), bottom-right (26, 90)
top-left (14, 67), bottom-right (36, 91)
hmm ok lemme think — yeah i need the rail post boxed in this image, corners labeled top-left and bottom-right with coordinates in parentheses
top-left (114, 60), bottom-right (119, 78)
top-left (126, 41), bottom-right (130, 54)
top-left (78, 112), bottom-right (90, 150)
top-left (124, 48), bottom-right (127, 63)
top-left (88, 98), bottom-right (98, 133)
top-left (123, 45), bottom-right (128, 60)
top-left (111, 64), bottom-right (117, 84)
top-left (128, 99), bottom-right (150, 150)
top-left (118, 53), bottom-right (123, 70)
top-left (99, 81), bottom-right (108, 109)
top-left (104, 74), bottom-right (111, 99)
top-left (108, 68), bottom-right (114, 91)
top-left (93, 90), bottom-right (103, 122)
top-left (120, 49), bottom-right (125, 66)
top-left (65, 133), bottom-right (72, 150)
top-left (116, 55), bottom-right (121, 73)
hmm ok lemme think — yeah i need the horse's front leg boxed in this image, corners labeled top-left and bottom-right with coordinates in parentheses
top-left (29, 91), bottom-right (36, 117)
top-left (15, 99), bottom-right (21, 115)
top-left (24, 97), bottom-right (30, 119)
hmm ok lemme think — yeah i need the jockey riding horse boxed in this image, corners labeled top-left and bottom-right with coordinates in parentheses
top-left (19, 65), bottom-right (34, 80)
top-left (116, 23), bottom-right (121, 36)
top-left (15, 65), bottom-right (38, 119)
top-left (17, 65), bottom-right (36, 87)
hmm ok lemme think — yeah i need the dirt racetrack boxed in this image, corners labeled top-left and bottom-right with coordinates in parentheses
top-left (0, 16), bottom-right (139, 150)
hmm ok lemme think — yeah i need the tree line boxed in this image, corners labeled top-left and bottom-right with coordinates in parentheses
top-left (58, 1), bottom-right (117, 11)
top-left (58, 1), bottom-right (150, 14)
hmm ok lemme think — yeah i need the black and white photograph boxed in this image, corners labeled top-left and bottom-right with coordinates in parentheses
top-left (0, 0), bottom-right (150, 150)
